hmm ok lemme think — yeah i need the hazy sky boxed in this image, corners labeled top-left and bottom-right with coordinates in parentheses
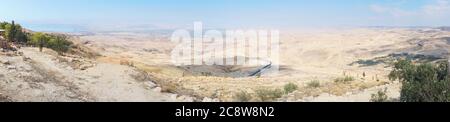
top-left (1, 0), bottom-right (449, 30)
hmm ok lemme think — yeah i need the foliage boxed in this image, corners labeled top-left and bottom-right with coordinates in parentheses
top-left (334, 76), bottom-right (354, 83)
top-left (47, 35), bottom-right (72, 54)
top-left (255, 88), bottom-right (283, 102)
top-left (284, 82), bottom-right (298, 94)
top-left (30, 32), bottom-right (72, 53)
top-left (31, 32), bottom-right (49, 52)
top-left (1, 21), bottom-right (72, 54)
top-left (307, 80), bottom-right (321, 88)
top-left (1, 21), bottom-right (28, 43)
top-left (234, 91), bottom-right (252, 102)
top-left (370, 89), bottom-right (389, 102)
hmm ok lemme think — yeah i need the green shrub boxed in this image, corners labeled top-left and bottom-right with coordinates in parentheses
top-left (234, 91), bottom-right (252, 102)
top-left (370, 89), bottom-right (389, 102)
top-left (307, 80), bottom-right (321, 88)
top-left (1, 21), bottom-right (29, 45)
top-left (284, 83), bottom-right (298, 94)
top-left (255, 88), bottom-right (283, 102)
top-left (31, 33), bottom-right (72, 54)
top-left (389, 59), bottom-right (450, 102)
top-left (334, 76), bottom-right (354, 83)
top-left (47, 35), bottom-right (72, 54)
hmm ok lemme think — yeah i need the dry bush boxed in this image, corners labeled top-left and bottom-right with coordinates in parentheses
top-left (334, 76), bottom-right (354, 84)
top-left (255, 88), bottom-right (283, 102)
top-left (370, 89), bottom-right (389, 102)
top-left (234, 91), bottom-right (252, 102)
top-left (283, 82), bottom-right (298, 94)
top-left (307, 80), bottom-right (321, 88)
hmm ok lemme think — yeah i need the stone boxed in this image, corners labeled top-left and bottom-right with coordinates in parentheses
top-left (80, 63), bottom-right (93, 70)
top-left (170, 94), bottom-right (178, 100)
top-left (7, 65), bottom-right (16, 70)
top-left (202, 97), bottom-right (220, 102)
top-left (24, 66), bottom-right (33, 72)
top-left (17, 51), bottom-right (23, 56)
top-left (152, 87), bottom-right (162, 92)
top-left (22, 56), bottom-right (31, 61)
top-left (0, 59), bottom-right (10, 65)
top-left (178, 95), bottom-right (195, 102)
top-left (145, 81), bottom-right (157, 89)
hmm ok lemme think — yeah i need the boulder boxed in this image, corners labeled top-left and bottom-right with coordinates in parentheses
top-left (79, 63), bottom-right (94, 70)
top-left (202, 97), bottom-right (220, 102)
top-left (7, 65), bottom-right (16, 70)
top-left (145, 81), bottom-right (157, 89)
top-left (0, 59), bottom-right (10, 65)
top-left (152, 87), bottom-right (162, 92)
top-left (22, 56), bottom-right (31, 61)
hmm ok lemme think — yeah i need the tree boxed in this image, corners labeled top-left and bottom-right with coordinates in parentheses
top-left (0, 22), bottom-right (8, 29)
top-left (1, 21), bottom-right (28, 49)
top-left (31, 32), bottom-right (49, 52)
top-left (47, 35), bottom-right (72, 54)
top-left (13, 24), bottom-right (28, 43)
top-left (389, 59), bottom-right (450, 102)
top-left (4, 21), bottom-right (17, 42)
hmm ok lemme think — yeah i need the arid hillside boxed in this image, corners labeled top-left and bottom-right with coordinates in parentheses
top-left (2, 27), bottom-right (450, 102)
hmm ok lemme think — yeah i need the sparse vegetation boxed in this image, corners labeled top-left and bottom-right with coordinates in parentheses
top-left (307, 80), bottom-right (321, 88)
top-left (255, 88), bottom-right (283, 102)
top-left (47, 34), bottom-right (72, 54)
top-left (370, 89), bottom-right (389, 102)
top-left (234, 91), bottom-right (252, 102)
top-left (1, 21), bottom-right (29, 50)
top-left (1, 21), bottom-right (72, 54)
top-left (389, 59), bottom-right (450, 102)
top-left (334, 76), bottom-right (354, 83)
top-left (30, 32), bottom-right (72, 54)
top-left (284, 82), bottom-right (298, 94)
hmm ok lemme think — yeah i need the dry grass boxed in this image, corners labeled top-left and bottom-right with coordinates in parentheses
top-left (307, 80), bottom-right (321, 88)
top-left (334, 76), bottom-right (355, 84)
top-left (255, 88), bottom-right (283, 102)
top-left (283, 83), bottom-right (298, 94)
top-left (233, 91), bottom-right (253, 102)
top-left (289, 79), bottom-right (390, 100)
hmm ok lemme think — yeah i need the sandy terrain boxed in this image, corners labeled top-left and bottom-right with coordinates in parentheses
top-left (0, 47), bottom-right (186, 102)
top-left (1, 27), bottom-right (449, 102)
top-left (71, 27), bottom-right (449, 101)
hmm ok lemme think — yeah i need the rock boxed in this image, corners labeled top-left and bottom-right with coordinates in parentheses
top-left (202, 97), bottom-right (220, 102)
top-left (79, 63), bottom-right (93, 70)
top-left (345, 92), bottom-right (353, 96)
top-left (66, 58), bottom-right (73, 63)
top-left (22, 56), bottom-right (31, 61)
top-left (23, 66), bottom-right (33, 72)
top-left (7, 65), bottom-right (16, 70)
top-left (178, 95), bottom-right (195, 102)
top-left (152, 87), bottom-right (162, 92)
top-left (17, 51), bottom-right (23, 56)
top-left (65, 66), bottom-right (72, 70)
top-left (0, 59), bottom-right (10, 65)
top-left (145, 81), bottom-right (157, 89)
top-left (169, 94), bottom-right (178, 100)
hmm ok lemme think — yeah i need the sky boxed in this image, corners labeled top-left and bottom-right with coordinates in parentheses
top-left (1, 0), bottom-right (450, 31)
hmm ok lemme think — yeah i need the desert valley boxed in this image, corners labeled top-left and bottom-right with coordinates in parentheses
top-left (1, 26), bottom-right (450, 102)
